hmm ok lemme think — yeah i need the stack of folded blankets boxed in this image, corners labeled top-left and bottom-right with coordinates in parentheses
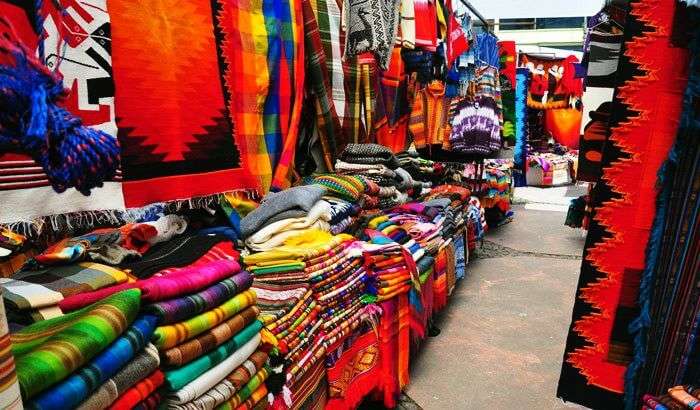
top-left (642, 386), bottom-right (700, 410)
top-left (303, 175), bottom-right (364, 235)
top-left (242, 228), bottom-right (378, 409)
top-left (336, 144), bottom-right (412, 210)
top-left (240, 185), bottom-right (333, 252)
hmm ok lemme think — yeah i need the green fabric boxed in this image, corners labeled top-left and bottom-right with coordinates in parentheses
top-left (164, 320), bottom-right (263, 391)
top-left (11, 289), bottom-right (141, 399)
top-left (249, 263), bottom-right (305, 275)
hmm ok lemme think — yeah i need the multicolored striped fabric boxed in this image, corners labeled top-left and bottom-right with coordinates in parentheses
top-left (29, 315), bottom-right (158, 410)
top-left (163, 306), bottom-right (260, 367)
top-left (164, 322), bottom-right (263, 391)
top-left (153, 289), bottom-right (257, 350)
top-left (11, 289), bottom-right (141, 399)
top-left (0, 298), bottom-right (21, 409)
top-left (217, 366), bottom-right (270, 409)
top-left (77, 344), bottom-right (160, 410)
top-left (107, 369), bottom-right (164, 410)
top-left (0, 262), bottom-right (130, 311)
top-left (167, 348), bottom-right (269, 410)
top-left (144, 272), bottom-right (253, 325)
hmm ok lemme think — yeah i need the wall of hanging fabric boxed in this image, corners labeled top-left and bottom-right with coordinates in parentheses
top-left (557, 0), bottom-right (691, 408)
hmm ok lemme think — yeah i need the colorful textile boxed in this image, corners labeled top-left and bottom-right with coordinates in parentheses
top-left (109, 0), bottom-right (261, 206)
top-left (59, 259), bottom-right (241, 312)
top-left (0, 298), bottom-right (21, 409)
top-left (167, 333), bottom-right (263, 405)
top-left (1, 262), bottom-right (129, 310)
top-left (164, 322), bottom-right (263, 391)
top-left (107, 369), bottom-right (164, 410)
top-left (326, 330), bottom-right (380, 410)
top-left (77, 344), bottom-right (160, 410)
top-left (30, 315), bottom-right (157, 410)
top-left (163, 306), bottom-right (260, 367)
top-left (145, 272), bottom-right (253, 325)
top-left (217, 366), bottom-right (270, 409)
top-left (11, 289), bottom-right (140, 399)
top-left (558, 0), bottom-right (690, 408)
top-left (342, 0), bottom-right (401, 70)
top-left (154, 289), bottom-right (257, 350)
top-left (167, 349), bottom-right (268, 410)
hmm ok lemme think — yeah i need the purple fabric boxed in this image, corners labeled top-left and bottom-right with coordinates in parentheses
top-left (143, 271), bottom-right (253, 324)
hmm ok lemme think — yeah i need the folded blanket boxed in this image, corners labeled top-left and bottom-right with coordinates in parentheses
top-left (145, 272), bottom-right (253, 325)
top-left (107, 369), bottom-right (164, 410)
top-left (168, 332), bottom-right (263, 404)
top-left (1, 263), bottom-right (130, 311)
top-left (164, 322), bottom-right (263, 391)
top-left (154, 289), bottom-right (257, 350)
top-left (29, 315), bottom-right (157, 410)
top-left (339, 143), bottom-right (399, 169)
top-left (58, 260), bottom-right (241, 313)
top-left (163, 306), bottom-right (260, 367)
top-left (217, 366), bottom-right (270, 410)
top-left (167, 349), bottom-right (268, 410)
top-left (77, 344), bottom-right (160, 410)
top-left (11, 289), bottom-right (141, 399)
top-left (120, 234), bottom-right (228, 279)
top-left (0, 298), bottom-right (22, 410)
top-left (241, 185), bottom-right (326, 238)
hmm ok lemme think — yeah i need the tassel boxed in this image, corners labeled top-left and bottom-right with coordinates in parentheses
top-left (260, 328), bottom-right (279, 347)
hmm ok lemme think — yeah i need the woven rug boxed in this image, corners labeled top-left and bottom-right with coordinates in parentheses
top-left (557, 0), bottom-right (689, 408)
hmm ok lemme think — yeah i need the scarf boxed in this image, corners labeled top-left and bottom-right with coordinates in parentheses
top-left (77, 344), bottom-right (160, 410)
top-left (29, 315), bottom-right (157, 410)
top-left (153, 289), bottom-right (257, 350)
top-left (11, 289), bottom-right (140, 399)
top-left (164, 322), bottom-right (263, 391)
top-left (163, 306), bottom-right (260, 367)
top-left (144, 272), bottom-right (253, 325)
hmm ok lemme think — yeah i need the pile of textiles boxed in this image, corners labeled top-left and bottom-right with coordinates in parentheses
top-left (0, 223), bottom-right (238, 324)
top-left (525, 152), bottom-right (577, 187)
top-left (335, 144), bottom-right (417, 209)
top-left (479, 160), bottom-right (513, 226)
top-left (302, 175), bottom-right (365, 235)
top-left (240, 185), bottom-right (333, 252)
top-left (244, 230), bottom-right (379, 409)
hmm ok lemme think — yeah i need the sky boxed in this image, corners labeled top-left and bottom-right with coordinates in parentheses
top-left (468, 0), bottom-right (605, 19)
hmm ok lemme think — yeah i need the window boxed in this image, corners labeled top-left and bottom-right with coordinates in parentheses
top-left (535, 17), bottom-right (585, 29)
top-left (499, 18), bottom-right (536, 30)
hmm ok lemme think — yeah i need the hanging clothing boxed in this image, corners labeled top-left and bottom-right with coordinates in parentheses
top-left (343, 0), bottom-right (401, 69)
top-left (408, 81), bottom-right (451, 150)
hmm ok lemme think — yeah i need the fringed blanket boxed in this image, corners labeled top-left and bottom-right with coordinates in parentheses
top-left (557, 0), bottom-right (689, 408)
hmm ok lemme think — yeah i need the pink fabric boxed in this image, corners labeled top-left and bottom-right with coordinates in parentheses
top-left (59, 259), bottom-right (241, 311)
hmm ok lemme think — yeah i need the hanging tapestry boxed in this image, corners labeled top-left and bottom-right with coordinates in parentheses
top-left (0, 0), bottom-right (126, 226)
top-left (498, 41), bottom-right (516, 143)
top-left (558, 0), bottom-right (689, 408)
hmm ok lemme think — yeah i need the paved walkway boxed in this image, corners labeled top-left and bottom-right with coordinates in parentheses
top-left (404, 186), bottom-right (588, 409)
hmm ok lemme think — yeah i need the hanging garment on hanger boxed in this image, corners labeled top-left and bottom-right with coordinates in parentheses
top-left (408, 81), bottom-right (450, 150)
top-left (343, 0), bottom-right (401, 69)
top-left (414, 0), bottom-right (438, 51)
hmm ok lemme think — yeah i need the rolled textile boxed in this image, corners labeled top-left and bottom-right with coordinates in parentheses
top-left (11, 289), bottom-right (141, 399)
top-left (107, 369), bottom-right (164, 410)
top-left (168, 349), bottom-right (269, 410)
top-left (0, 298), bottom-right (22, 410)
top-left (168, 331), bottom-right (263, 404)
top-left (144, 273), bottom-right (252, 325)
top-left (216, 366), bottom-right (270, 410)
top-left (0, 262), bottom-right (130, 311)
top-left (153, 289), bottom-right (257, 350)
top-left (163, 306), bottom-right (260, 367)
top-left (77, 344), bottom-right (160, 410)
top-left (30, 315), bottom-right (158, 410)
top-left (165, 322), bottom-right (263, 391)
